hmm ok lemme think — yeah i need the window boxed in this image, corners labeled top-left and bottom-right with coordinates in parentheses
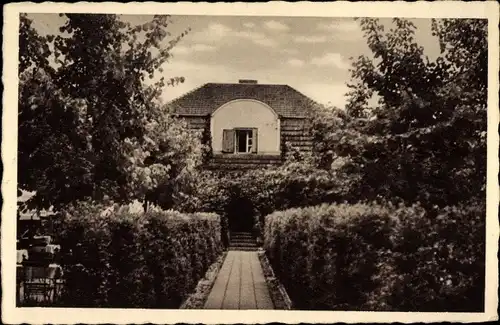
top-left (236, 129), bottom-right (253, 153)
top-left (222, 128), bottom-right (258, 154)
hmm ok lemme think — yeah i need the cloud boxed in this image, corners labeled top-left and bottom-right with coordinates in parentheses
top-left (317, 20), bottom-right (364, 41)
top-left (156, 58), bottom-right (352, 107)
top-left (207, 23), bottom-right (232, 37)
top-left (243, 22), bottom-right (255, 28)
top-left (191, 44), bottom-right (216, 52)
top-left (190, 23), bottom-right (231, 43)
top-left (287, 59), bottom-right (305, 67)
top-left (171, 44), bottom-right (216, 55)
top-left (233, 30), bottom-right (278, 47)
top-left (155, 60), bottom-right (233, 102)
top-left (231, 30), bottom-right (277, 47)
top-left (252, 37), bottom-right (277, 47)
top-left (282, 48), bottom-right (299, 55)
top-left (311, 53), bottom-right (350, 70)
top-left (157, 59), bottom-right (272, 102)
top-left (264, 20), bottom-right (289, 31)
top-left (171, 46), bottom-right (190, 55)
top-left (318, 20), bottom-right (359, 32)
top-left (295, 35), bottom-right (328, 43)
top-left (191, 24), bottom-right (278, 47)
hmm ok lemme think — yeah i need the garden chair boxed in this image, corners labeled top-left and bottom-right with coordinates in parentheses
top-left (22, 264), bottom-right (60, 305)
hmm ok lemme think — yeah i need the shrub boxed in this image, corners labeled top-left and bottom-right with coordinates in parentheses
top-left (263, 201), bottom-right (485, 312)
top-left (264, 203), bottom-right (397, 310)
top-left (175, 171), bottom-right (231, 247)
top-left (370, 201), bottom-right (486, 312)
top-left (56, 201), bottom-right (223, 308)
top-left (183, 158), bottom-right (351, 239)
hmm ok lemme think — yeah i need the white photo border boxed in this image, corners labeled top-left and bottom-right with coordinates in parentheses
top-left (2, 1), bottom-right (499, 324)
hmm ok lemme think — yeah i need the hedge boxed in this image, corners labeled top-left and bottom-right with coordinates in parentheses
top-left (263, 201), bottom-right (485, 312)
top-left (55, 202), bottom-right (223, 308)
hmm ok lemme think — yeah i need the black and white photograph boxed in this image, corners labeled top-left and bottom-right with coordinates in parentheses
top-left (2, 1), bottom-right (499, 324)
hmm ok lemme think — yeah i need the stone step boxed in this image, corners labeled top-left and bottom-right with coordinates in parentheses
top-left (231, 244), bottom-right (256, 248)
top-left (231, 232), bottom-right (253, 236)
top-left (228, 246), bottom-right (259, 251)
top-left (229, 243), bottom-right (257, 249)
top-left (229, 238), bottom-right (255, 243)
top-left (229, 238), bottom-right (256, 243)
top-left (229, 239), bottom-right (257, 244)
top-left (231, 234), bottom-right (254, 239)
top-left (231, 236), bottom-right (254, 240)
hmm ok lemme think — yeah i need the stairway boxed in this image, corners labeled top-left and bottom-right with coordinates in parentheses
top-left (228, 232), bottom-right (259, 251)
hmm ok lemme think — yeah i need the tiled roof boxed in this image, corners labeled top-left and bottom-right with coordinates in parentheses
top-left (166, 83), bottom-right (319, 118)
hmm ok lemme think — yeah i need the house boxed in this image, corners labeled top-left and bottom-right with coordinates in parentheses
top-left (167, 79), bottom-right (319, 170)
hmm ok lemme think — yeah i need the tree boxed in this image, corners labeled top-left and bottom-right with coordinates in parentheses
top-left (315, 18), bottom-right (487, 207)
top-left (18, 67), bottom-right (94, 209)
top-left (18, 14), bottom-right (202, 210)
top-left (19, 14), bottom-right (53, 74)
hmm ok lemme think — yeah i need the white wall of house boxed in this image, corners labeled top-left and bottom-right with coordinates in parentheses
top-left (211, 99), bottom-right (280, 155)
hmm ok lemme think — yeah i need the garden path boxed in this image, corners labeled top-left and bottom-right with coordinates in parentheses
top-left (204, 251), bottom-right (274, 309)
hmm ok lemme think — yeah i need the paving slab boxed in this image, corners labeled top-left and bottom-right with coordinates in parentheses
top-left (204, 251), bottom-right (274, 310)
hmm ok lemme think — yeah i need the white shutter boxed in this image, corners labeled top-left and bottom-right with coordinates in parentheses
top-left (251, 128), bottom-right (258, 153)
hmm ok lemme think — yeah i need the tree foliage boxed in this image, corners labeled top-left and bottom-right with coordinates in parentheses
top-left (18, 14), bottom-right (201, 210)
top-left (19, 14), bottom-right (53, 74)
top-left (314, 18), bottom-right (487, 208)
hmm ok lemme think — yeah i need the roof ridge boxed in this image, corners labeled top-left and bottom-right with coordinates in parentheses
top-left (166, 83), bottom-right (209, 106)
top-left (166, 82), bottom-right (320, 117)
top-left (207, 82), bottom-right (288, 86)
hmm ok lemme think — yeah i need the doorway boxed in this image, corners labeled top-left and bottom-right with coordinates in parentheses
top-left (226, 196), bottom-right (254, 233)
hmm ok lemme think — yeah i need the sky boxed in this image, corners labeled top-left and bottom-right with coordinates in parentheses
top-left (27, 14), bottom-right (442, 108)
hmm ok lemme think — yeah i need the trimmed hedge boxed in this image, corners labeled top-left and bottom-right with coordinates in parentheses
top-left (263, 201), bottom-right (485, 312)
top-left (56, 202), bottom-right (223, 308)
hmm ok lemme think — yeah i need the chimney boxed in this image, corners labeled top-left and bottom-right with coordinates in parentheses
top-left (238, 79), bottom-right (258, 84)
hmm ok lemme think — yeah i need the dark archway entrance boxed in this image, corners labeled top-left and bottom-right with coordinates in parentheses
top-left (226, 196), bottom-right (254, 233)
